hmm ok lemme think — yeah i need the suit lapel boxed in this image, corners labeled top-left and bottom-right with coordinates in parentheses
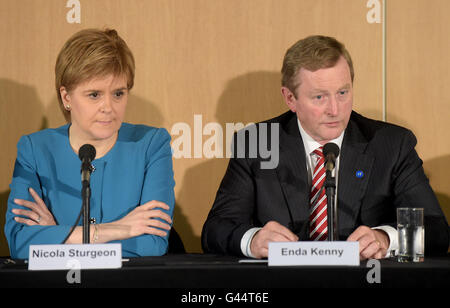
top-left (337, 114), bottom-right (374, 237)
top-left (275, 113), bottom-right (310, 238)
top-left (273, 111), bottom-right (375, 239)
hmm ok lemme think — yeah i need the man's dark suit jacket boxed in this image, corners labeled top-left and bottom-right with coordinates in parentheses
top-left (202, 110), bottom-right (449, 256)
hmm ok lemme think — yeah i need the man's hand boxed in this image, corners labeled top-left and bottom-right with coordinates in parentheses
top-left (250, 221), bottom-right (299, 259)
top-left (347, 226), bottom-right (390, 260)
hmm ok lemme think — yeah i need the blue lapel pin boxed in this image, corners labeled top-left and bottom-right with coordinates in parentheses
top-left (356, 170), bottom-right (364, 178)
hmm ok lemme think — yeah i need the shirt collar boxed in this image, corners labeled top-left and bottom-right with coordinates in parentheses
top-left (297, 118), bottom-right (345, 155)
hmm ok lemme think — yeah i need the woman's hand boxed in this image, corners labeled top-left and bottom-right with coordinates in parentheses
top-left (112, 200), bottom-right (172, 239)
top-left (12, 190), bottom-right (172, 244)
top-left (12, 187), bottom-right (57, 226)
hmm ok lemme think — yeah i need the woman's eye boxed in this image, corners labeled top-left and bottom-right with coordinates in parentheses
top-left (89, 92), bottom-right (99, 99)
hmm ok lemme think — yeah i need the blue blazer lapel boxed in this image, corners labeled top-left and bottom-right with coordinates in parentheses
top-left (338, 113), bottom-right (374, 238)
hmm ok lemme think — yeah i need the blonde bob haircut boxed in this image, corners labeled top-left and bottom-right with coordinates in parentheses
top-left (281, 35), bottom-right (354, 98)
top-left (55, 28), bottom-right (135, 121)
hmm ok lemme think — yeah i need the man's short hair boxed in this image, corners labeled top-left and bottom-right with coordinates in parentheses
top-left (281, 35), bottom-right (354, 98)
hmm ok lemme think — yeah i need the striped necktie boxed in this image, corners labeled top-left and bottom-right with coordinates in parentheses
top-left (309, 147), bottom-right (328, 241)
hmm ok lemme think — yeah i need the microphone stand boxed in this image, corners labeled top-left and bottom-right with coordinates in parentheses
top-left (81, 163), bottom-right (93, 244)
top-left (325, 168), bottom-right (338, 241)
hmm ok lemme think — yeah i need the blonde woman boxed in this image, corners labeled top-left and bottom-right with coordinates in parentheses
top-left (5, 29), bottom-right (175, 259)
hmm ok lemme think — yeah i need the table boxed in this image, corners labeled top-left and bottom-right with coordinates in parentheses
top-left (1, 254), bottom-right (448, 290)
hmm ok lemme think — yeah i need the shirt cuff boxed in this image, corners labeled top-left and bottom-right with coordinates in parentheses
top-left (372, 225), bottom-right (398, 258)
top-left (240, 227), bottom-right (262, 258)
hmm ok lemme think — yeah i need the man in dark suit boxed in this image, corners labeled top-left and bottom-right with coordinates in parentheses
top-left (202, 35), bottom-right (449, 259)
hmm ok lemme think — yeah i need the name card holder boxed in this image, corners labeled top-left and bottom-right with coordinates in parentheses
top-left (268, 241), bottom-right (359, 266)
top-left (28, 243), bottom-right (122, 270)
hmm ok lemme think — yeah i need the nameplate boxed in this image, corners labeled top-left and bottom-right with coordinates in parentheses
top-left (28, 244), bottom-right (122, 271)
top-left (268, 241), bottom-right (359, 266)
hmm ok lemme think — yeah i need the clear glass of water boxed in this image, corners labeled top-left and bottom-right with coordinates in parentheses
top-left (397, 208), bottom-right (424, 262)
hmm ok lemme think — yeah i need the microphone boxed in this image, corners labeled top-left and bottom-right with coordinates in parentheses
top-left (78, 144), bottom-right (96, 244)
top-left (322, 142), bottom-right (339, 242)
top-left (78, 144), bottom-right (96, 184)
top-left (323, 142), bottom-right (340, 172)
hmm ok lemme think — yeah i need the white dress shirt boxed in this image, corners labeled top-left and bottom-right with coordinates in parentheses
top-left (241, 119), bottom-right (397, 258)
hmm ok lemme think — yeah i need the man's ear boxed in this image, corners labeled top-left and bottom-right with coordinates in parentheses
top-left (281, 87), bottom-right (297, 112)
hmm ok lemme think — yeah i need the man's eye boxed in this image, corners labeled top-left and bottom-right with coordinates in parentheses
top-left (89, 92), bottom-right (99, 98)
top-left (114, 91), bottom-right (124, 97)
top-left (339, 90), bottom-right (348, 95)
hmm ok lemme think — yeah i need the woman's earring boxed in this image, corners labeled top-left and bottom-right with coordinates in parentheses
top-left (65, 105), bottom-right (71, 111)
